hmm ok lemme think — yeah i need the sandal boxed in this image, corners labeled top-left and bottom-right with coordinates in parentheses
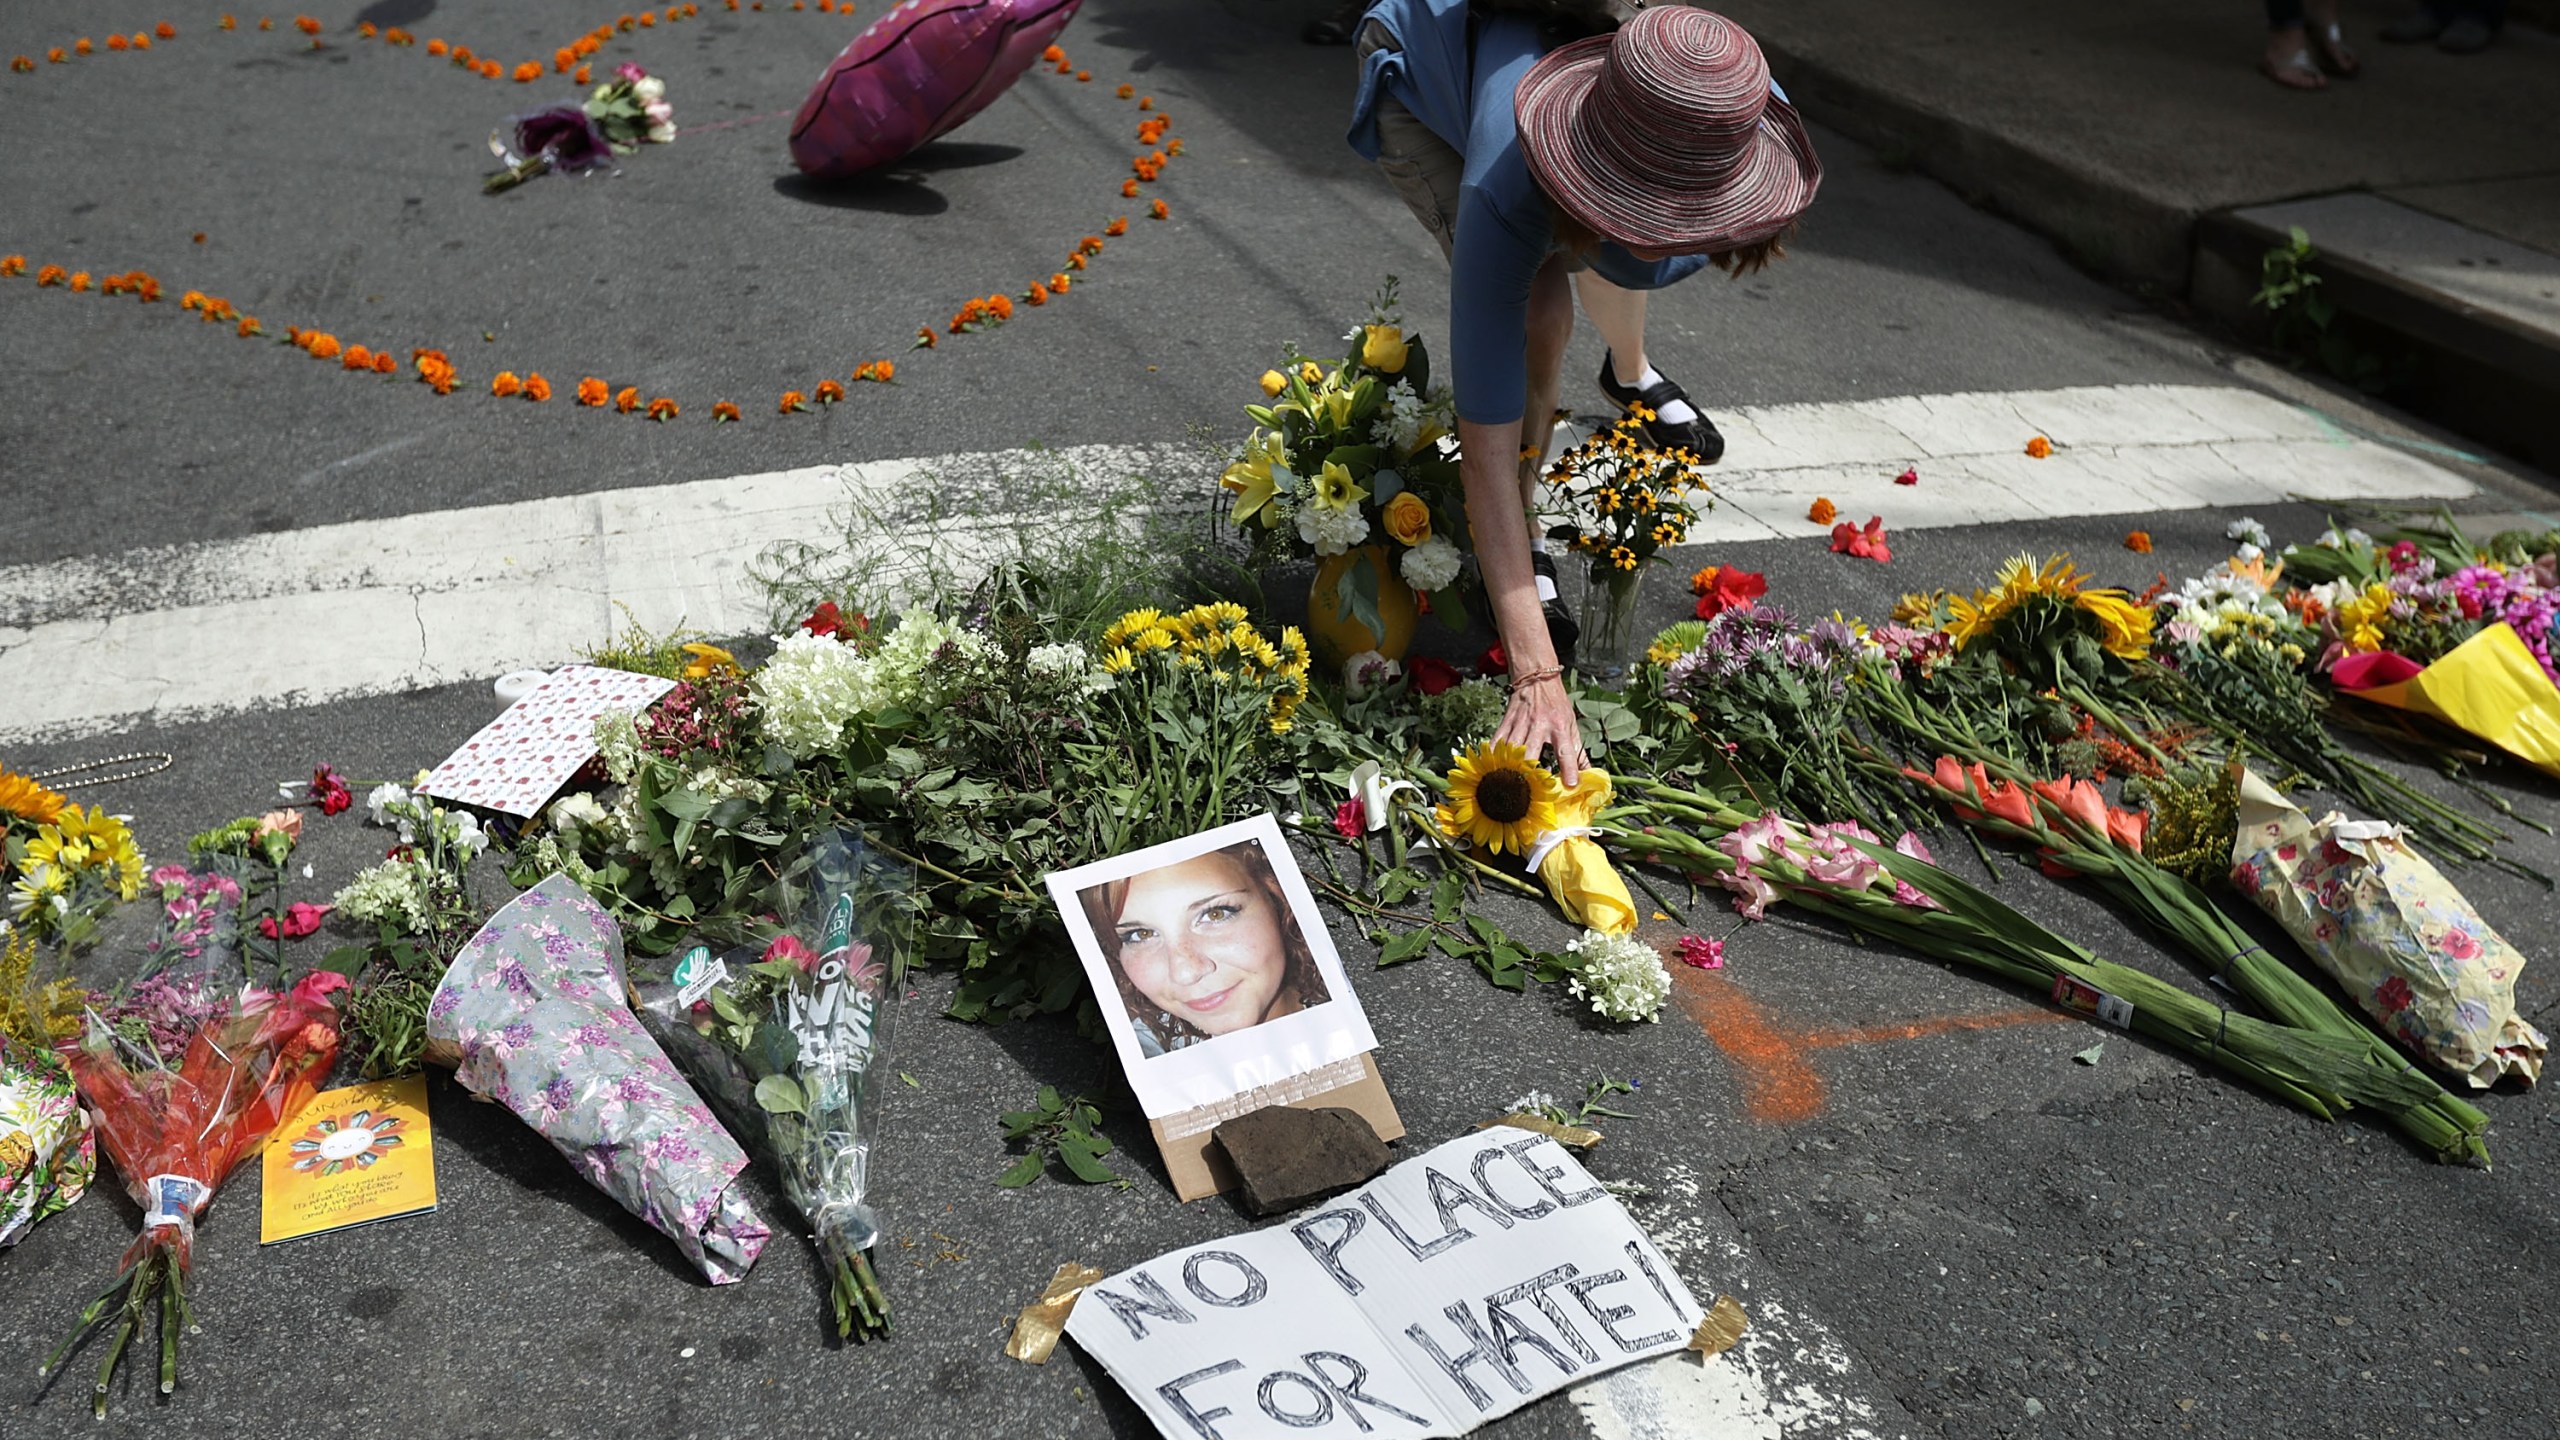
top-left (2260, 46), bottom-right (2328, 89)
top-left (1597, 358), bottom-right (1727, 465)
top-left (2313, 23), bottom-right (2361, 76)
top-left (1529, 552), bottom-right (1580, 674)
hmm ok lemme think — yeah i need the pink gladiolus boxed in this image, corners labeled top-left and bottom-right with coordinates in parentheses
top-left (1720, 813), bottom-right (1800, 867)
top-left (1718, 862), bottom-right (1777, 921)
top-left (258, 902), bottom-right (333, 940)
top-left (1891, 878), bottom-right (1942, 910)
top-left (1893, 831), bottom-right (1936, 865)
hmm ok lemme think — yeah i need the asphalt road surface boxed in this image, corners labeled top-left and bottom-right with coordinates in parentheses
top-left (5, 3), bottom-right (2560, 1439)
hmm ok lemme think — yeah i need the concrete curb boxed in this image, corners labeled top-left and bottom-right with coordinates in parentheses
top-left (1760, 41), bottom-right (2560, 472)
top-left (1759, 45), bottom-right (2198, 297)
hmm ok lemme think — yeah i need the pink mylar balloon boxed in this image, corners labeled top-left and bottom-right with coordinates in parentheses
top-left (790, 0), bottom-right (1086, 179)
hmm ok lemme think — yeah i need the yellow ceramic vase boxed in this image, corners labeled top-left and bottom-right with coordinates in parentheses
top-left (1306, 545), bottom-right (1419, 670)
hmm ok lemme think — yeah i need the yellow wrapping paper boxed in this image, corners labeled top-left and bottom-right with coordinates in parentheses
top-left (2338, 622), bottom-right (2560, 780)
top-left (2229, 769), bottom-right (2545, 1088)
top-left (1536, 769), bottom-right (1638, 936)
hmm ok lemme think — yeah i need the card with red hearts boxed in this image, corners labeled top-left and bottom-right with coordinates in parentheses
top-left (418, 665), bottom-right (676, 817)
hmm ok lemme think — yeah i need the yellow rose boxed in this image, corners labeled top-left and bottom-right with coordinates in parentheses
top-left (1299, 361), bottom-right (1323, 385)
top-left (1258, 369), bottom-right (1287, 398)
top-left (1382, 491), bottom-right (1433, 547)
top-left (1360, 324), bottom-right (1408, 374)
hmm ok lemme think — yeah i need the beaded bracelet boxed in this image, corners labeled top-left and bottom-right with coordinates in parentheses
top-left (1510, 664), bottom-right (1565, 688)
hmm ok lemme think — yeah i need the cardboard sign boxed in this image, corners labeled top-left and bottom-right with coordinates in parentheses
top-left (260, 1074), bottom-right (438, 1244)
top-left (418, 665), bottom-right (675, 817)
top-left (1066, 1130), bottom-right (1702, 1439)
top-left (1045, 814), bottom-right (1399, 1200)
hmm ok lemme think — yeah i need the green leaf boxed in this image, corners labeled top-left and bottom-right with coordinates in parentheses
top-left (1378, 927), bottom-right (1433, 966)
top-left (899, 1072), bottom-right (921, 1089)
top-left (1036, 1084), bottom-right (1063, 1117)
top-left (709, 989), bottom-right (750, 1026)
top-left (996, 1152), bottom-right (1045, 1188)
top-left (1432, 870), bottom-right (1465, 925)
top-left (754, 1074), bottom-right (808, 1115)
top-left (1377, 868), bottom-right (1424, 905)
top-left (1053, 1132), bottom-right (1121, 1185)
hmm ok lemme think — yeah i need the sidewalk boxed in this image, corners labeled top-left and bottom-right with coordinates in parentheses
top-left (1719, 0), bottom-right (2560, 466)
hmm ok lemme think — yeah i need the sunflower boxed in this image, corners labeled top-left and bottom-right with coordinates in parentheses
top-left (1437, 742), bottom-right (1562, 857)
top-left (0, 769), bottom-right (66, 827)
top-left (2075, 590), bottom-right (2157, 660)
top-left (1944, 554), bottom-right (2091, 649)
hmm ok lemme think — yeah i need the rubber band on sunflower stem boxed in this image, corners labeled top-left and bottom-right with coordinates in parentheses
top-left (27, 751), bottom-right (175, 788)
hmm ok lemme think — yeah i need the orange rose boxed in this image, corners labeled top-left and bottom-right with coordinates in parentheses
top-left (1381, 491), bottom-right (1433, 547)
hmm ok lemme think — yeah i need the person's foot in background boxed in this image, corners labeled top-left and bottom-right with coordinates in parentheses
top-left (2380, 2), bottom-right (2504, 52)
top-left (1303, 0), bottom-right (1363, 44)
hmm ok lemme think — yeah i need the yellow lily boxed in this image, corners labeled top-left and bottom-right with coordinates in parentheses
top-left (1536, 769), bottom-right (1638, 936)
top-left (1221, 432), bottom-right (1287, 526)
top-left (1312, 460), bottom-right (1368, 512)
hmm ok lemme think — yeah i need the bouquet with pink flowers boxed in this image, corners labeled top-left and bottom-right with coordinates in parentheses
top-left (637, 830), bottom-right (910, 1342)
top-left (485, 62), bottom-right (677, 194)
top-left (42, 864), bottom-right (343, 1417)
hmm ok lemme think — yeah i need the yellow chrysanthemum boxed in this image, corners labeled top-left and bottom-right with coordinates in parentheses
top-left (0, 769), bottom-right (66, 826)
top-left (1278, 627), bottom-right (1311, 670)
top-left (1099, 646), bottom-right (1136, 674)
top-left (1103, 608), bottom-right (1167, 649)
top-left (1127, 626), bottom-right (1177, 654)
top-left (8, 866), bottom-right (68, 928)
top-left (1202, 601), bottom-right (1249, 626)
top-left (25, 805), bottom-right (145, 900)
top-left (1436, 741), bottom-right (1562, 858)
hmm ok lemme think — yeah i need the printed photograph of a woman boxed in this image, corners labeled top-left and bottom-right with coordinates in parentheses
top-left (1077, 838), bottom-right (1333, 1058)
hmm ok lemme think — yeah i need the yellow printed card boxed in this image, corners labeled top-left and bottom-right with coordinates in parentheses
top-left (260, 1073), bottom-right (438, 1244)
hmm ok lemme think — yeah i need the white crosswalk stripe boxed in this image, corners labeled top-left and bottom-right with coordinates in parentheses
top-left (0, 383), bottom-right (2475, 744)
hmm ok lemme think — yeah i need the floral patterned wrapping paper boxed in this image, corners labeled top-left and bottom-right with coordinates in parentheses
top-left (0, 1038), bottom-right (93, 1247)
top-left (427, 873), bottom-right (771, 1283)
top-left (2230, 768), bottom-right (2546, 1088)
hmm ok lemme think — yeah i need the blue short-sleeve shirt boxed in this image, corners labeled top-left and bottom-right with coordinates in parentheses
top-left (1348, 0), bottom-right (1732, 426)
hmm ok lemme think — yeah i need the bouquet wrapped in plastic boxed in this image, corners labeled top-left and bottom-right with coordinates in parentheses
top-left (0, 1034), bottom-right (92, 1248)
top-left (427, 873), bottom-right (770, 1283)
top-left (2230, 768), bottom-right (2547, 1088)
top-left (637, 830), bottom-right (909, 1340)
top-left (43, 861), bottom-right (342, 1418)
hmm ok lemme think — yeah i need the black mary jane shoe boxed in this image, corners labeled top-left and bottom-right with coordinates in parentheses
top-left (1598, 358), bottom-right (1726, 465)
top-left (1529, 551), bottom-right (1579, 674)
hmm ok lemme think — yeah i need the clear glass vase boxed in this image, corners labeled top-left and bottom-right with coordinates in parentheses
top-left (1578, 565), bottom-right (1648, 682)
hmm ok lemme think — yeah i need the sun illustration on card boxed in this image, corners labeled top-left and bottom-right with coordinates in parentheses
top-left (288, 1109), bottom-right (405, 1178)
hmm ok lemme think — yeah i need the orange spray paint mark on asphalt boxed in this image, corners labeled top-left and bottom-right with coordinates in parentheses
top-left (1675, 967), bottom-right (2078, 1125)
top-left (1674, 969), bottom-right (1828, 1124)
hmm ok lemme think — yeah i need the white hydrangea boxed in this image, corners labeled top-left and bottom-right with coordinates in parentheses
top-left (1297, 499), bottom-right (1371, 557)
top-left (592, 708), bottom-right (647, 785)
top-left (870, 608), bottom-right (986, 709)
top-left (333, 857), bottom-right (436, 932)
top-left (1400, 535), bottom-right (1461, 592)
top-left (1563, 929), bottom-right (1671, 1023)
top-left (1027, 641), bottom-right (1088, 675)
top-left (751, 631), bottom-right (887, 758)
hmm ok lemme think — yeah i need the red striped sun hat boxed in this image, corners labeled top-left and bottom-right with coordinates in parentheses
top-left (1515, 7), bottom-right (1821, 254)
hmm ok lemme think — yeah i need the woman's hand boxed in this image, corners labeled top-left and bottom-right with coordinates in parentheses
top-left (1497, 671), bottom-right (1584, 787)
